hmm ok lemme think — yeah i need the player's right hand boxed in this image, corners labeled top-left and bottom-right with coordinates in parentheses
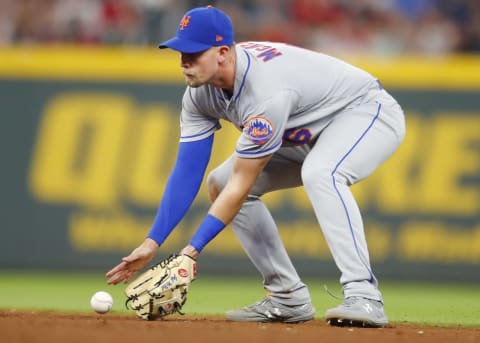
top-left (105, 238), bottom-right (159, 285)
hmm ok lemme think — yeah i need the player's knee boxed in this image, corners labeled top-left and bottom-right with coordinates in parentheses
top-left (206, 170), bottom-right (223, 202)
top-left (301, 164), bottom-right (352, 189)
top-left (301, 164), bottom-right (331, 189)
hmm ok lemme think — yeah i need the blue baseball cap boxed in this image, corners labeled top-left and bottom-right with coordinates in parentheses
top-left (159, 6), bottom-right (234, 53)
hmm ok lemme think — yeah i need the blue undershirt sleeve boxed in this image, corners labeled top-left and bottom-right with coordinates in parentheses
top-left (147, 135), bottom-right (214, 245)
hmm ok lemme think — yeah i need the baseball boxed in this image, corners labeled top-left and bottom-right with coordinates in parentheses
top-left (90, 291), bottom-right (113, 314)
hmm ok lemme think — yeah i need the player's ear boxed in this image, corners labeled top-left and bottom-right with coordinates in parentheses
top-left (217, 45), bottom-right (230, 62)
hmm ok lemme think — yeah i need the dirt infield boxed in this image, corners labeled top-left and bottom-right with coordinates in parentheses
top-left (1, 310), bottom-right (479, 343)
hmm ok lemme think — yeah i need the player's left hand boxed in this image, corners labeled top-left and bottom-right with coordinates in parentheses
top-left (106, 238), bottom-right (159, 285)
top-left (125, 254), bottom-right (197, 320)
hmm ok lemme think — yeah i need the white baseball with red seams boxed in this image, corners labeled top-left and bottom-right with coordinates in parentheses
top-left (90, 291), bottom-right (113, 314)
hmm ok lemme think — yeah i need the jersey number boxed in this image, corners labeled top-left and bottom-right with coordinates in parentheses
top-left (283, 128), bottom-right (312, 145)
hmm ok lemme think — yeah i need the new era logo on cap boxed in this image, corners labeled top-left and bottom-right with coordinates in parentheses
top-left (158, 6), bottom-right (234, 53)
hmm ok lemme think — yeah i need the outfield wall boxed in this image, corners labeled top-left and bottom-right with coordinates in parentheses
top-left (1, 46), bottom-right (479, 281)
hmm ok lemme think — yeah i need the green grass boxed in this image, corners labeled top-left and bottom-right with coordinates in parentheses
top-left (0, 271), bottom-right (478, 327)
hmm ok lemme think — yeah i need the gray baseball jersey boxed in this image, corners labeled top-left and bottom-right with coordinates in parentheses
top-left (179, 41), bottom-right (378, 156)
top-left (180, 41), bottom-right (405, 306)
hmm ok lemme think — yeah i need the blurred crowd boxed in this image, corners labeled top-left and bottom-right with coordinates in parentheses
top-left (1, 0), bottom-right (479, 56)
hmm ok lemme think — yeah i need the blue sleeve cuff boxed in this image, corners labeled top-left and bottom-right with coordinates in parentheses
top-left (189, 214), bottom-right (226, 252)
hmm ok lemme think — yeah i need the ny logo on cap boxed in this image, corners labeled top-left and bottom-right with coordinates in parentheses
top-left (180, 15), bottom-right (191, 30)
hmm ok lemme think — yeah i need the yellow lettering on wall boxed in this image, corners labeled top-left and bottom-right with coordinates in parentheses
top-left (29, 93), bottom-right (133, 207)
top-left (365, 223), bottom-right (392, 261)
top-left (125, 105), bottom-right (178, 207)
top-left (208, 219), bottom-right (331, 258)
top-left (211, 121), bottom-right (239, 160)
top-left (367, 113), bottom-right (423, 212)
top-left (262, 188), bottom-right (309, 209)
top-left (398, 221), bottom-right (480, 262)
top-left (70, 211), bottom-right (151, 251)
top-left (278, 221), bottom-right (330, 258)
top-left (193, 123), bottom-right (239, 203)
top-left (69, 211), bottom-right (186, 252)
top-left (287, 187), bottom-right (315, 211)
top-left (417, 114), bottom-right (480, 214)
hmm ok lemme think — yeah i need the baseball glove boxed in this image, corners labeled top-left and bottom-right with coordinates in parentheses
top-left (124, 254), bottom-right (197, 320)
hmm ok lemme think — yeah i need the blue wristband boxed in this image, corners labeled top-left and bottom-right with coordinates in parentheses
top-left (189, 214), bottom-right (226, 252)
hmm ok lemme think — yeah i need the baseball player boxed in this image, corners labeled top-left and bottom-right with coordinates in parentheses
top-left (106, 6), bottom-right (405, 327)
